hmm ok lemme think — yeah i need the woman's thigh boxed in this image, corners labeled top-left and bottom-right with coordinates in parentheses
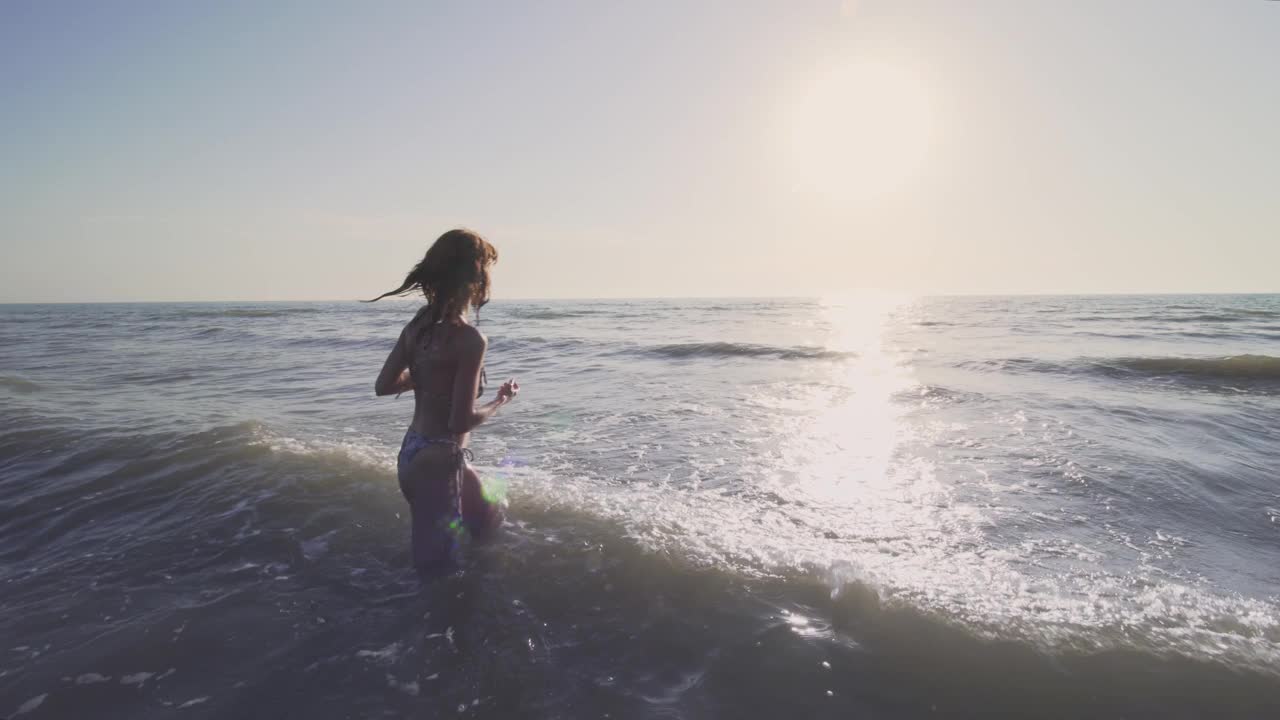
top-left (460, 464), bottom-right (503, 538)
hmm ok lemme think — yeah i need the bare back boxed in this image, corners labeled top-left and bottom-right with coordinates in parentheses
top-left (403, 314), bottom-right (486, 441)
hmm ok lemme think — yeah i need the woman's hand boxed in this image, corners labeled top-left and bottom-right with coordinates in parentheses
top-left (392, 368), bottom-right (415, 398)
top-left (496, 378), bottom-right (520, 405)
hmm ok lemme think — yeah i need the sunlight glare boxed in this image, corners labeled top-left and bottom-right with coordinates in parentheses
top-left (778, 294), bottom-right (919, 508)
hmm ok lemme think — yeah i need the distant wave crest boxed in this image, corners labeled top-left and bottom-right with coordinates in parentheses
top-left (1075, 311), bottom-right (1279, 323)
top-left (176, 308), bottom-right (321, 319)
top-left (1107, 355), bottom-right (1280, 381)
top-left (503, 308), bottom-right (601, 320)
top-left (967, 354), bottom-right (1280, 386)
top-left (644, 342), bottom-right (856, 361)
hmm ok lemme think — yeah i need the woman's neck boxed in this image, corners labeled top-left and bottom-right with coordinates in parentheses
top-left (428, 310), bottom-right (467, 325)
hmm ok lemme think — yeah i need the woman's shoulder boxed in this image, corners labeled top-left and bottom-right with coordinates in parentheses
top-left (408, 305), bottom-right (434, 325)
top-left (403, 316), bottom-right (485, 350)
top-left (399, 306), bottom-right (430, 334)
top-left (451, 321), bottom-right (487, 349)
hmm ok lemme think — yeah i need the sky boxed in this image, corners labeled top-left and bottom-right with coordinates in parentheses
top-left (2, 0), bottom-right (1278, 302)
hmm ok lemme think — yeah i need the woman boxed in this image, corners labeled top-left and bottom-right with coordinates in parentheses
top-left (369, 228), bottom-right (518, 571)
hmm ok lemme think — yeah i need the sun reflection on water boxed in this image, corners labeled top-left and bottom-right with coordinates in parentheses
top-left (783, 294), bottom-right (921, 507)
top-left (743, 292), bottom-right (988, 599)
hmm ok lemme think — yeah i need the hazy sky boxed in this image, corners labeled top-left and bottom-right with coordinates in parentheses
top-left (3, 0), bottom-right (1278, 302)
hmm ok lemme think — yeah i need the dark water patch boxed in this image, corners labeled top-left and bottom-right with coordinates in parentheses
top-left (1154, 313), bottom-right (1257, 323)
top-left (1070, 331), bottom-right (1147, 339)
top-left (688, 303), bottom-right (788, 313)
top-left (1166, 330), bottom-right (1247, 340)
top-left (1073, 327), bottom-right (1277, 341)
top-left (0, 313), bottom-right (46, 324)
top-left (958, 357), bottom-right (1061, 375)
top-left (496, 305), bottom-right (662, 322)
top-left (99, 369), bottom-right (203, 387)
top-left (640, 342), bottom-right (857, 361)
top-left (218, 308), bottom-right (322, 319)
top-left (278, 335), bottom-right (386, 351)
top-left (745, 570), bottom-right (1280, 718)
top-left (0, 420), bottom-right (397, 574)
top-left (0, 375), bottom-right (41, 394)
top-left (180, 327), bottom-right (284, 345)
top-left (1071, 314), bottom-right (1137, 323)
top-left (488, 336), bottom-right (590, 358)
top-left (43, 318), bottom-right (120, 331)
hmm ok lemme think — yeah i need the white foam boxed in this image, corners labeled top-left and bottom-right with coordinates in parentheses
top-left (242, 403), bottom-right (1280, 673)
top-left (385, 675), bottom-right (419, 696)
top-left (251, 428), bottom-right (395, 473)
top-left (14, 694), bottom-right (47, 716)
top-left (120, 671), bottom-right (154, 686)
top-left (355, 642), bottom-right (401, 664)
top-left (76, 673), bottom-right (110, 685)
top-left (301, 530), bottom-right (337, 560)
top-left (506, 436), bottom-right (1280, 673)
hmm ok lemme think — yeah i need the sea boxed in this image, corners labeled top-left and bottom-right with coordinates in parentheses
top-left (1, 295), bottom-right (1279, 719)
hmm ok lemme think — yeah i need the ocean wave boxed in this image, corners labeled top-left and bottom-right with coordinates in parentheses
top-left (100, 369), bottom-right (204, 386)
top-left (501, 307), bottom-right (602, 320)
top-left (512, 457), bottom-right (1280, 679)
top-left (1074, 311), bottom-right (1279, 324)
top-left (4, 417), bottom-right (1280, 693)
top-left (280, 335), bottom-right (387, 351)
top-left (1155, 313), bottom-right (1260, 323)
top-left (641, 342), bottom-right (857, 361)
top-left (0, 313), bottom-right (44, 323)
top-left (1104, 355), bottom-right (1280, 381)
top-left (964, 354), bottom-right (1280, 386)
top-left (490, 336), bottom-right (588, 354)
top-left (0, 420), bottom-right (398, 567)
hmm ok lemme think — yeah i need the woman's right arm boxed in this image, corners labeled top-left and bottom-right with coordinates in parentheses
top-left (447, 332), bottom-right (515, 434)
top-left (374, 325), bottom-right (415, 397)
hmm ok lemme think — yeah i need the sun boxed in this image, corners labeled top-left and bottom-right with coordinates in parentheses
top-left (784, 61), bottom-right (933, 206)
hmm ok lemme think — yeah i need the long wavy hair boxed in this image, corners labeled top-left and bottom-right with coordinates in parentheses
top-left (366, 228), bottom-right (499, 331)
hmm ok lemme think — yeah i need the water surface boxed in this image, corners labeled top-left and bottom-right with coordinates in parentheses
top-left (2, 295), bottom-right (1279, 718)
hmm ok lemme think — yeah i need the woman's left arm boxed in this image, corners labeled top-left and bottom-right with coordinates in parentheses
top-left (374, 325), bottom-right (415, 397)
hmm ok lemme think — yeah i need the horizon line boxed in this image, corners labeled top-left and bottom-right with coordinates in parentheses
top-left (3, 290), bottom-right (1280, 305)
